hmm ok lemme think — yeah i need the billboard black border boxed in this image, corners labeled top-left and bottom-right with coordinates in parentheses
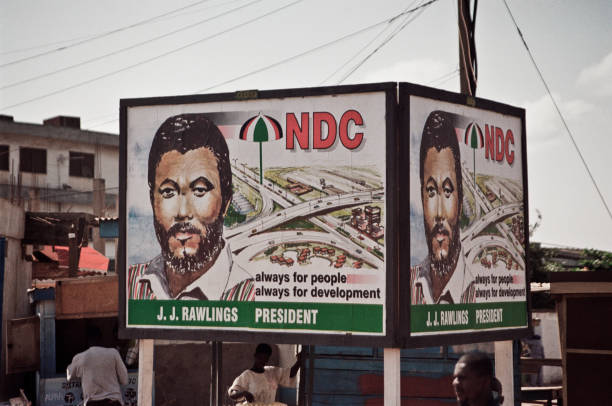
top-left (118, 82), bottom-right (398, 347)
top-left (397, 82), bottom-right (531, 348)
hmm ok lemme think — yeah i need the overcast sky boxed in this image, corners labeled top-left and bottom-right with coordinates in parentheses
top-left (1, 0), bottom-right (611, 251)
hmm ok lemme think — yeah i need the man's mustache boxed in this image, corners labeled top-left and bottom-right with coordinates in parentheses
top-left (167, 222), bottom-right (202, 238)
top-left (431, 223), bottom-right (450, 237)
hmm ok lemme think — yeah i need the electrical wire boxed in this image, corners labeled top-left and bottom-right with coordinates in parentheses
top-left (0, 0), bottom-right (264, 91)
top-left (0, 0), bottom-right (245, 57)
top-left (501, 0), bottom-right (612, 223)
top-left (426, 67), bottom-right (459, 87)
top-left (196, 2), bottom-right (439, 93)
top-left (319, 0), bottom-right (421, 85)
top-left (0, 1), bottom-right (302, 111)
top-left (337, 0), bottom-right (438, 84)
top-left (434, 71), bottom-right (459, 87)
top-left (0, 0), bottom-right (213, 68)
top-left (337, 10), bottom-right (425, 84)
top-left (0, 35), bottom-right (93, 56)
top-left (83, 118), bottom-right (121, 131)
top-left (85, 2), bottom-right (442, 131)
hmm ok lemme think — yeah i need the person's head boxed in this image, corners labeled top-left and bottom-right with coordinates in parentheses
top-left (86, 325), bottom-right (103, 347)
top-left (491, 377), bottom-right (504, 405)
top-left (419, 111), bottom-right (463, 276)
top-left (452, 352), bottom-right (494, 405)
top-left (253, 343), bottom-right (273, 368)
top-left (147, 114), bottom-right (232, 274)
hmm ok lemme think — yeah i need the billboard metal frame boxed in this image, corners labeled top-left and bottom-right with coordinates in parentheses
top-left (398, 82), bottom-right (531, 347)
top-left (118, 82), bottom-right (398, 347)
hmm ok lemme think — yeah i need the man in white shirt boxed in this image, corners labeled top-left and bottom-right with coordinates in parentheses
top-left (67, 326), bottom-right (128, 406)
top-left (229, 344), bottom-right (303, 404)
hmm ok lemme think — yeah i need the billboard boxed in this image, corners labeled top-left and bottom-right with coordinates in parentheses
top-left (119, 83), bottom-right (397, 345)
top-left (399, 83), bottom-right (530, 346)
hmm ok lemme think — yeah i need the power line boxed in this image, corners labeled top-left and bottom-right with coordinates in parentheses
top-left (0, 35), bottom-right (93, 57)
top-left (0, 0), bottom-right (264, 91)
top-left (319, 0), bottom-right (421, 85)
top-left (0, 0), bottom-right (212, 68)
top-left (196, 3), bottom-right (437, 93)
top-left (337, 0), bottom-right (438, 84)
top-left (432, 71), bottom-right (459, 87)
top-left (426, 67), bottom-right (459, 87)
top-left (501, 0), bottom-right (612, 223)
top-left (83, 117), bottom-right (120, 131)
top-left (0, 0), bottom-right (245, 57)
top-left (85, 3), bottom-right (442, 130)
top-left (0, 1), bottom-right (302, 110)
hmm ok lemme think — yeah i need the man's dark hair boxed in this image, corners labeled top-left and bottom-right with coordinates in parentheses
top-left (255, 343), bottom-right (272, 356)
top-left (419, 110), bottom-right (463, 202)
top-left (457, 351), bottom-right (494, 378)
top-left (147, 114), bottom-right (232, 211)
top-left (86, 325), bottom-right (103, 347)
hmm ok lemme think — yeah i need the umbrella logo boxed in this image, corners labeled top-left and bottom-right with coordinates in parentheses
top-left (239, 113), bottom-right (283, 142)
top-left (239, 113), bottom-right (283, 184)
top-left (463, 122), bottom-right (483, 186)
top-left (464, 122), bottom-right (484, 149)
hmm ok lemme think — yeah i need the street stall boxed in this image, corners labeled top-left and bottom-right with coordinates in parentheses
top-left (550, 270), bottom-right (612, 405)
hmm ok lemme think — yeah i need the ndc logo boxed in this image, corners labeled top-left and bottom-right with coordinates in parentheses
top-left (239, 113), bottom-right (283, 142)
top-left (465, 122), bottom-right (516, 166)
top-left (464, 122), bottom-right (484, 149)
top-left (285, 110), bottom-right (365, 150)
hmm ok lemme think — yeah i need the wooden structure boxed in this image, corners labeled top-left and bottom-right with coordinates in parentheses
top-left (550, 271), bottom-right (612, 405)
top-left (55, 275), bottom-right (118, 319)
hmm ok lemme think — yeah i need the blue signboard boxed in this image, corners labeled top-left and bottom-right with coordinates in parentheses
top-left (38, 373), bottom-right (138, 406)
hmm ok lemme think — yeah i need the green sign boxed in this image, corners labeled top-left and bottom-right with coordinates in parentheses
top-left (410, 302), bottom-right (528, 334)
top-left (129, 300), bottom-right (383, 333)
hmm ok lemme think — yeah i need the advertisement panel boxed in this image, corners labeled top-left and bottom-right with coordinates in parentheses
top-left (399, 83), bottom-right (529, 345)
top-left (119, 84), bottom-right (396, 345)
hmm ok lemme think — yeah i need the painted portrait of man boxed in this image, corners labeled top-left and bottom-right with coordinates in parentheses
top-left (127, 114), bottom-right (254, 301)
top-left (410, 110), bottom-right (475, 304)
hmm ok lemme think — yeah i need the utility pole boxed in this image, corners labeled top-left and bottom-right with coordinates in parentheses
top-left (93, 178), bottom-right (105, 254)
top-left (68, 223), bottom-right (79, 277)
top-left (458, 2), bottom-right (515, 404)
top-left (458, 0), bottom-right (478, 96)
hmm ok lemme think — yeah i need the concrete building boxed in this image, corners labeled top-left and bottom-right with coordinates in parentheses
top-left (0, 114), bottom-right (119, 256)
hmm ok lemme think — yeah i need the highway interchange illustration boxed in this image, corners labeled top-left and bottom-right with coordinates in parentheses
top-left (459, 160), bottom-right (526, 292)
top-left (225, 158), bottom-right (525, 300)
top-left (225, 164), bottom-right (385, 276)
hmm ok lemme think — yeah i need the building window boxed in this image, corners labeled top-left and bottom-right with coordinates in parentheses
top-left (69, 151), bottom-right (94, 178)
top-left (0, 145), bottom-right (8, 171)
top-left (19, 147), bottom-right (47, 174)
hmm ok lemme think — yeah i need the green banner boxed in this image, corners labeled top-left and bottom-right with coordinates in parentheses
top-left (128, 300), bottom-right (383, 333)
top-left (411, 301), bottom-right (527, 334)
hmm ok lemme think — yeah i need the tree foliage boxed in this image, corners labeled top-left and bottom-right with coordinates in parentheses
top-left (578, 249), bottom-right (612, 271)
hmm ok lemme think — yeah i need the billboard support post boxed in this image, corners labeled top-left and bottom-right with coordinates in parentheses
top-left (210, 341), bottom-right (223, 406)
top-left (459, 1), bottom-right (519, 399)
top-left (137, 339), bottom-right (154, 406)
top-left (384, 348), bottom-right (401, 406)
top-left (495, 341), bottom-right (515, 405)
